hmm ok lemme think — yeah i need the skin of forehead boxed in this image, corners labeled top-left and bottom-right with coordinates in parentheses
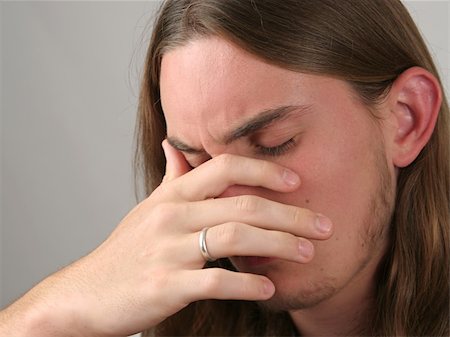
top-left (160, 37), bottom-right (346, 152)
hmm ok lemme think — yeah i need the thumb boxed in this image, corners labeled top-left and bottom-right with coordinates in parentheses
top-left (162, 139), bottom-right (191, 183)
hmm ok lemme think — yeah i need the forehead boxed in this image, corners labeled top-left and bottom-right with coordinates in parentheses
top-left (160, 38), bottom-right (301, 108)
top-left (159, 37), bottom-right (350, 147)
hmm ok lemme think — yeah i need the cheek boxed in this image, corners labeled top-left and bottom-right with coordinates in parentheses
top-left (275, 122), bottom-right (384, 233)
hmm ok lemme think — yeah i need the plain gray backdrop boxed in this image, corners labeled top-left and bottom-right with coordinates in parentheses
top-left (0, 0), bottom-right (449, 315)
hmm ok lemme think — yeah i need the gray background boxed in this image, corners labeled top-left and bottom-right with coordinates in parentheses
top-left (0, 1), bottom-right (161, 309)
top-left (0, 0), bottom-right (448, 315)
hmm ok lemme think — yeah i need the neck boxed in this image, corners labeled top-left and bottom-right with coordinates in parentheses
top-left (289, 259), bottom-right (379, 336)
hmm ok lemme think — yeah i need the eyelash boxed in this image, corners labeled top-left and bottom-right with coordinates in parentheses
top-left (187, 138), bottom-right (297, 168)
top-left (255, 138), bottom-right (296, 157)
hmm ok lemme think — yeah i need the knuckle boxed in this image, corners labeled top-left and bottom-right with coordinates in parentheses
top-left (152, 181), bottom-right (172, 199)
top-left (240, 274), bottom-right (259, 294)
top-left (264, 232), bottom-right (299, 261)
top-left (152, 202), bottom-right (178, 229)
top-left (285, 233), bottom-right (300, 254)
top-left (201, 269), bottom-right (222, 294)
top-left (256, 159), bottom-right (273, 176)
top-left (213, 153), bottom-right (235, 169)
top-left (148, 268), bottom-right (171, 289)
top-left (216, 222), bottom-right (241, 247)
top-left (234, 195), bottom-right (260, 213)
top-left (289, 206), bottom-right (304, 225)
top-left (272, 231), bottom-right (291, 248)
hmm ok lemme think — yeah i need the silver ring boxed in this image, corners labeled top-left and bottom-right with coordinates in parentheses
top-left (199, 227), bottom-right (216, 262)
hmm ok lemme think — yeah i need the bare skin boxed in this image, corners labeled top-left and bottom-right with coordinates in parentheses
top-left (0, 145), bottom-right (332, 336)
top-left (160, 37), bottom-right (395, 335)
top-left (160, 37), bottom-right (440, 335)
top-left (0, 35), bottom-right (440, 337)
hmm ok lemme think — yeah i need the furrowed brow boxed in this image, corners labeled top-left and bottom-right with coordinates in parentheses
top-left (166, 137), bottom-right (205, 154)
top-left (166, 104), bottom-right (311, 153)
top-left (223, 105), bottom-right (310, 144)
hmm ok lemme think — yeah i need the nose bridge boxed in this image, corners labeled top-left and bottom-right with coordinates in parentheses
top-left (208, 145), bottom-right (241, 158)
top-left (200, 132), bottom-right (241, 159)
top-left (204, 142), bottom-right (265, 199)
top-left (200, 136), bottom-right (270, 200)
top-left (199, 127), bottom-right (264, 198)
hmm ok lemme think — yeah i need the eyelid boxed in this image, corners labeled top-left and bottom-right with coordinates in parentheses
top-left (185, 133), bottom-right (298, 164)
top-left (255, 138), bottom-right (297, 157)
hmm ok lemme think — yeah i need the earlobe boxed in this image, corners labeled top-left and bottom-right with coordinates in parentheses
top-left (388, 67), bottom-right (442, 167)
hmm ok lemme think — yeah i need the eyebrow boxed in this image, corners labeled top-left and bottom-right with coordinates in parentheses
top-left (167, 104), bottom-right (311, 154)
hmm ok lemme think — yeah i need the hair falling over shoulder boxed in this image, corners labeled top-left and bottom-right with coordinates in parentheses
top-left (135, 1), bottom-right (449, 335)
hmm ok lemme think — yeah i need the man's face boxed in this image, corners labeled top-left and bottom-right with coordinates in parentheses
top-left (160, 37), bottom-right (396, 310)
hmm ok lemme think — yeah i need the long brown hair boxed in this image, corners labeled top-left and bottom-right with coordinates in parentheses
top-left (135, 0), bottom-right (450, 335)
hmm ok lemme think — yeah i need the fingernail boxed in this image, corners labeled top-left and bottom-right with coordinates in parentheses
top-left (282, 169), bottom-right (300, 186)
top-left (298, 240), bottom-right (314, 258)
top-left (315, 214), bottom-right (332, 234)
top-left (263, 280), bottom-right (275, 295)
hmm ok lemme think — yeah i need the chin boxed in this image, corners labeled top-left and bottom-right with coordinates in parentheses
top-left (259, 269), bottom-right (338, 311)
top-left (231, 257), bottom-right (339, 311)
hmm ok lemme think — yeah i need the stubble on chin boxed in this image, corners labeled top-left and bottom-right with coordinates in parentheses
top-left (258, 276), bottom-right (338, 312)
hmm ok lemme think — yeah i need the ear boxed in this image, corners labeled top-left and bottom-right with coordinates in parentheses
top-left (386, 66), bottom-right (442, 167)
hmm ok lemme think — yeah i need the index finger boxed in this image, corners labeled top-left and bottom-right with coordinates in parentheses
top-left (166, 154), bottom-right (300, 201)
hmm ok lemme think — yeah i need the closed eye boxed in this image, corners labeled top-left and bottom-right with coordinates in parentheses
top-left (254, 138), bottom-right (296, 157)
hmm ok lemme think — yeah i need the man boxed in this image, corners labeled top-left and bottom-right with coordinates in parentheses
top-left (0, 1), bottom-right (448, 336)
top-left (137, 0), bottom-right (449, 335)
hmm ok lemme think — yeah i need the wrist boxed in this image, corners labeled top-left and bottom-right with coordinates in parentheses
top-left (1, 281), bottom-right (85, 337)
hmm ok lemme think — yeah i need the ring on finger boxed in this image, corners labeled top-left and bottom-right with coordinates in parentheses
top-left (199, 227), bottom-right (216, 262)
